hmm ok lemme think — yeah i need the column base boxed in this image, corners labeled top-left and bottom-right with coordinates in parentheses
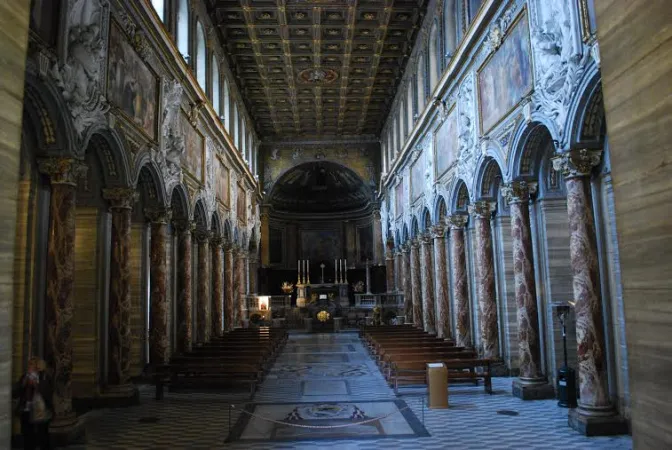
top-left (512, 379), bottom-right (556, 400)
top-left (49, 413), bottom-right (86, 447)
top-left (99, 384), bottom-right (140, 407)
top-left (568, 407), bottom-right (629, 436)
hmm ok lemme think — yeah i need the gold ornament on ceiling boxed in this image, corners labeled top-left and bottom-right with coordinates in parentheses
top-left (298, 68), bottom-right (339, 84)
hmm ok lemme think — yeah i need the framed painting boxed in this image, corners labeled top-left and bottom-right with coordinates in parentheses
top-left (179, 113), bottom-right (205, 182)
top-left (477, 10), bottom-right (532, 134)
top-left (434, 105), bottom-right (458, 179)
top-left (410, 150), bottom-right (426, 203)
top-left (214, 157), bottom-right (230, 206)
top-left (357, 224), bottom-right (374, 263)
top-left (237, 186), bottom-right (246, 223)
top-left (107, 20), bottom-right (159, 140)
top-left (300, 229), bottom-right (341, 263)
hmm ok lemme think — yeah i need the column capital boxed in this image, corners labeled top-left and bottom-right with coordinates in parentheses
top-left (431, 224), bottom-right (446, 239)
top-left (38, 157), bottom-right (87, 186)
top-left (103, 187), bottom-right (138, 210)
top-left (419, 232), bottom-right (433, 246)
top-left (372, 209), bottom-right (382, 220)
top-left (210, 235), bottom-right (225, 248)
top-left (469, 200), bottom-right (496, 219)
top-left (145, 206), bottom-right (172, 224)
top-left (501, 181), bottom-right (537, 205)
top-left (400, 244), bottom-right (410, 254)
top-left (551, 148), bottom-right (602, 179)
top-left (173, 219), bottom-right (195, 234)
top-left (223, 239), bottom-right (234, 251)
top-left (447, 214), bottom-right (468, 229)
top-left (385, 235), bottom-right (395, 251)
top-left (410, 238), bottom-right (420, 250)
top-left (194, 230), bottom-right (212, 243)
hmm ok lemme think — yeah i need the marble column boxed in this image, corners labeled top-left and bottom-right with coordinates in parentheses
top-left (174, 220), bottom-right (194, 353)
top-left (449, 215), bottom-right (471, 348)
top-left (195, 230), bottom-right (211, 343)
top-left (211, 236), bottom-right (224, 337)
top-left (235, 248), bottom-right (246, 326)
top-left (419, 233), bottom-right (437, 334)
top-left (394, 250), bottom-right (403, 293)
top-left (260, 207), bottom-right (270, 267)
top-left (385, 237), bottom-right (395, 292)
top-left (373, 208), bottom-right (385, 265)
top-left (432, 224), bottom-right (451, 340)
top-left (470, 201), bottom-right (500, 359)
top-left (102, 187), bottom-right (138, 398)
top-left (147, 207), bottom-right (171, 366)
top-left (248, 254), bottom-right (259, 294)
top-left (224, 242), bottom-right (235, 331)
top-left (502, 181), bottom-right (555, 400)
top-left (401, 244), bottom-right (413, 322)
top-left (409, 239), bottom-right (423, 327)
top-left (38, 158), bottom-right (87, 432)
top-left (553, 149), bottom-right (625, 434)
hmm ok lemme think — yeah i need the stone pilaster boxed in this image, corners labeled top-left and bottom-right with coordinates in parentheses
top-left (235, 248), bottom-right (246, 326)
top-left (146, 207), bottom-right (171, 366)
top-left (385, 236), bottom-right (395, 292)
top-left (102, 187), bottom-right (138, 401)
top-left (553, 149), bottom-right (626, 435)
top-left (502, 181), bottom-right (554, 400)
top-left (449, 215), bottom-right (471, 348)
top-left (469, 201), bottom-right (500, 359)
top-left (248, 254), bottom-right (259, 294)
top-left (173, 220), bottom-right (194, 353)
top-left (409, 239), bottom-right (423, 327)
top-left (432, 224), bottom-right (451, 340)
top-left (211, 236), bottom-right (224, 337)
top-left (419, 233), bottom-right (436, 334)
top-left (195, 230), bottom-right (211, 343)
top-left (38, 158), bottom-right (87, 435)
top-left (224, 242), bottom-right (235, 331)
top-left (401, 244), bottom-right (412, 322)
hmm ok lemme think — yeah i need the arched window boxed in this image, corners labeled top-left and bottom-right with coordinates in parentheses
top-left (468, 0), bottom-right (484, 24)
top-left (151, 0), bottom-right (165, 21)
top-left (223, 79), bottom-right (231, 130)
top-left (443, 0), bottom-right (458, 57)
top-left (211, 55), bottom-right (221, 115)
top-left (406, 84), bottom-right (414, 132)
top-left (196, 22), bottom-right (207, 89)
top-left (416, 55), bottom-right (426, 113)
top-left (429, 24), bottom-right (439, 91)
top-left (248, 131), bottom-right (253, 168)
top-left (233, 103), bottom-right (239, 148)
top-left (177, 0), bottom-right (189, 59)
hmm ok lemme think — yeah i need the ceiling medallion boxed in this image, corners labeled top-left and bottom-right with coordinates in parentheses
top-left (298, 68), bottom-right (339, 84)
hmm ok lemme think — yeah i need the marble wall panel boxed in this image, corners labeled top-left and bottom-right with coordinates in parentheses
top-left (129, 224), bottom-right (146, 377)
top-left (494, 216), bottom-right (519, 371)
top-left (0, 1), bottom-right (30, 443)
top-left (72, 208), bottom-right (100, 397)
top-left (537, 199), bottom-right (576, 384)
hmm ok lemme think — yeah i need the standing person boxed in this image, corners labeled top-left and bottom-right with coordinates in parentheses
top-left (13, 357), bottom-right (54, 449)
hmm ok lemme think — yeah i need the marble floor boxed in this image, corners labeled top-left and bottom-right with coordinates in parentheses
top-left (70, 332), bottom-right (633, 449)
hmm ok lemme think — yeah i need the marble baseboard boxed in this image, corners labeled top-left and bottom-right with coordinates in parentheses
top-left (512, 379), bottom-right (556, 401)
top-left (568, 409), bottom-right (629, 436)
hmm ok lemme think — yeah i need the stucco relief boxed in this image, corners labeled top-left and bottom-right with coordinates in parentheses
top-left (530, 0), bottom-right (590, 144)
top-left (51, 0), bottom-right (110, 136)
top-left (456, 74), bottom-right (477, 187)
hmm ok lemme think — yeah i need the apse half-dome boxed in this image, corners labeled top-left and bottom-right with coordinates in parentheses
top-left (269, 162), bottom-right (371, 214)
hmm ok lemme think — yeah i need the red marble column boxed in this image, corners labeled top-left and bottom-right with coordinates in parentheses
top-left (420, 233), bottom-right (437, 334)
top-left (385, 237), bottom-right (395, 292)
top-left (553, 149), bottom-right (624, 432)
top-left (432, 224), bottom-right (451, 340)
top-left (102, 187), bottom-right (138, 394)
top-left (503, 181), bottom-right (554, 399)
top-left (38, 158), bottom-right (87, 430)
top-left (448, 215), bottom-right (471, 348)
top-left (147, 207), bottom-right (171, 366)
top-left (195, 230), bottom-right (211, 343)
top-left (211, 236), bottom-right (224, 337)
top-left (224, 242), bottom-right (235, 331)
top-left (409, 239), bottom-right (423, 327)
top-left (401, 244), bottom-right (413, 322)
top-left (394, 250), bottom-right (403, 292)
top-left (470, 201), bottom-right (500, 359)
top-left (174, 220), bottom-right (194, 353)
top-left (236, 248), bottom-right (247, 326)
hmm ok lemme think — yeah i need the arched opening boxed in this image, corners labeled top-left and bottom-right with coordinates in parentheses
top-left (177, 0), bottom-right (190, 60)
top-left (406, 84), bottom-right (414, 133)
top-left (151, 0), bottom-right (165, 21)
top-left (416, 55), bottom-right (426, 113)
top-left (429, 24), bottom-right (440, 91)
top-left (196, 22), bottom-right (207, 90)
top-left (211, 56), bottom-right (221, 116)
top-left (443, 0), bottom-right (458, 58)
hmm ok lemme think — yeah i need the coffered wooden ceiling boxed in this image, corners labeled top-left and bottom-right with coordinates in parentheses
top-left (207, 0), bottom-right (428, 140)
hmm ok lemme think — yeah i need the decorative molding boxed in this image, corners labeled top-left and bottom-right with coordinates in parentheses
top-left (551, 148), bottom-right (602, 179)
top-left (38, 158), bottom-right (88, 186)
top-left (103, 187), bottom-right (139, 209)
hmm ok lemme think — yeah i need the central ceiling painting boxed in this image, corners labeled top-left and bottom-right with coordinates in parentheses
top-left (208, 0), bottom-right (428, 139)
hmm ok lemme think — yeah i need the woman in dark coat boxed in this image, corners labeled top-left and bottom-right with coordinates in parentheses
top-left (13, 357), bottom-right (54, 450)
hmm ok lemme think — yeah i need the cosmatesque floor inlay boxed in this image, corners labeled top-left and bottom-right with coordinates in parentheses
top-left (70, 332), bottom-right (632, 449)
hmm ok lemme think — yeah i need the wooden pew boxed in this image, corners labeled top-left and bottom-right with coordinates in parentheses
top-left (390, 359), bottom-right (492, 395)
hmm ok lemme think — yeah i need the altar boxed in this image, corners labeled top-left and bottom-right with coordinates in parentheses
top-left (296, 259), bottom-right (349, 307)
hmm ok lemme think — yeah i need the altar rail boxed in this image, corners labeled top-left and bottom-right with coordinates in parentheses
top-left (354, 292), bottom-right (405, 309)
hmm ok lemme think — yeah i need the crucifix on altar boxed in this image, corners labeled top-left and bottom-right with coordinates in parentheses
top-left (320, 263), bottom-right (326, 284)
